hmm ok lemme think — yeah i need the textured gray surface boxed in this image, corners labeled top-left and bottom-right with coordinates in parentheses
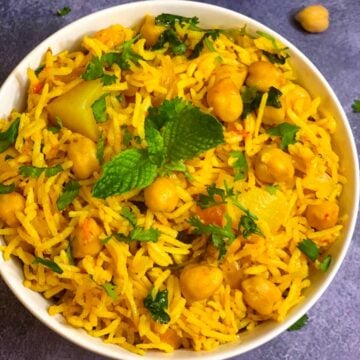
top-left (0, 0), bottom-right (359, 359)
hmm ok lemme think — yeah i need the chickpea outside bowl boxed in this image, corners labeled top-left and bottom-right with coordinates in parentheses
top-left (0, 1), bottom-right (358, 360)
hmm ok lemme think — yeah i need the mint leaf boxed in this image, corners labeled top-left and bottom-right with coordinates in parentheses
top-left (33, 257), bottom-right (63, 274)
top-left (19, 164), bottom-right (63, 178)
top-left (102, 282), bottom-right (117, 300)
top-left (92, 94), bottom-right (108, 123)
top-left (230, 151), bottom-right (248, 180)
top-left (56, 180), bottom-right (80, 211)
top-left (144, 288), bottom-right (170, 324)
top-left (267, 122), bottom-right (300, 150)
top-left (92, 148), bottom-right (158, 198)
top-left (0, 183), bottom-right (16, 194)
top-left (297, 238), bottom-right (319, 262)
top-left (287, 314), bottom-right (309, 331)
top-left (0, 118), bottom-right (20, 153)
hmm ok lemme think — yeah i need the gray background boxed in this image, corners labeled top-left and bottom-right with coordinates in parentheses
top-left (0, 0), bottom-right (359, 359)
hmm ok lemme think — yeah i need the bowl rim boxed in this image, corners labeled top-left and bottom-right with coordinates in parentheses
top-left (0, 1), bottom-right (359, 359)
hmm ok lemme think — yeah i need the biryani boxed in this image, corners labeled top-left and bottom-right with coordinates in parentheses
top-left (0, 14), bottom-right (345, 353)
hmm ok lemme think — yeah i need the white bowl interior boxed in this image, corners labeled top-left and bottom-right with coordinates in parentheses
top-left (0, 1), bottom-right (358, 359)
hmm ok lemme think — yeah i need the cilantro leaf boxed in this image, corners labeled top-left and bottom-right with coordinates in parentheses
top-left (238, 214), bottom-right (263, 238)
top-left (19, 164), bottom-right (63, 178)
top-left (319, 254), bottom-right (332, 272)
top-left (267, 122), bottom-right (300, 150)
top-left (241, 87), bottom-right (262, 119)
top-left (144, 288), bottom-right (170, 324)
top-left (102, 282), bottom-right (117, 300)
top-left (56, 6), bottom-right (71, 17)
top-left (101, 74), bottom-right (117, 85)
top-left (287, 314), bottom-right (309, 331)
top-left (155, 14), bottom-right (199, 28)
top-left (121, 207), bottom-right (137, 228)
top-left (256, 31), bottom-right (281, 50)
top-left (32, 257), bottom-right (63, 274)
top-left (197, 183), bottom-right (233, 209)
top-left (92, 94), bottom-right (108, 123)
top-left (263, 50), bottom-right (289, 65)
top-left (0, 183), bottom-right (16, 194)
top-left (130, 227), bottom-right (161, 242)
top-left (92, 148), bottom-right (158, 198)
top-left (35, 64), bottom-right (45, 76)
top-left (297, 238), bottom-right (319, 262)
top-left (66, 246), bottom-right (74, 265)
top-left (152, 29), bottom-right (187, 55)
top-left (0, 118), bottom-right (20, 153)
top-left (265, 184), bottom-right (279, 195)
top-left (352, 99), bottom-right (360, 113)
top-left (96, 131), bottom-right (105, 165)
top-left (188, 30), bottom-right (220, 59)
top-left (230, 151), bottom-right (248, 181)
top-left (56, 180), bottom-right (80, 211)
top-left (47, 124), bottom-right (61, 133)
top-left (82, 57), bottom-right (103, 80)
top-left (266, 87), bottom-right (282, 108)
top-left (189, 214), bottom-right (235, 259)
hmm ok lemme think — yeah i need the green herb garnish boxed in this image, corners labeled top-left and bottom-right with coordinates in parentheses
top-left (56, 6), bottom-right (71, 17)
top-left (155, 14), bottom-right (199, 28)
top-left (66, 246), bottom-right (74, 265)
top-left (352, 99), bottom-right (360, 113)
top-left (265, 184), bottom-right (279, 195)
top-left (197, 183), bottom-right (234, 209)
top-left (144, 288), bottom-right (170, 324)
top-left (152, 29), bottom-right (187, 55)
top-left (91, 94), bottom-right (108, 123)
top-left (188, 30), bottom-right (220, 59)
top-left (267, 122), bottom-right (300, 150)
top-left (47, 125), bottom-right (62, 133)
top-left (287, 314), bottom-right (309, 331)
top-left (122, 126), bottom-right (133, 146)
top-left (56, 180), bottom-right (80, 211)
top-left (319, 254), bottom-right (332, 272)
top-left (238, 214), bottom-right (263, 238)
top-left (102, 282), bottom-right (117, 300)
top-left (32, 257), bottom-right (63, 274)
top-left (189, 214), bottom-right (235, 259)
top-left (96, 131), bottom-right (105, 165)
top-left (256, 30), bottom-right (281, 50)
top-left (0, 183), bottom-right (16, 194)
top-left (263, 50), bottom-right (289, 65)
top-left (19, 164), bottom-right (63, 178)
top-left (230, 151), bottom-right (248, 181)
top-left (35, 64), bottom-right (45, 76)
top-left (266, 87), bottom-right (282, 108)
top-left (297, 238), bottom-right (319, 262)
top-left (0, 118), bottom-right (20, 153)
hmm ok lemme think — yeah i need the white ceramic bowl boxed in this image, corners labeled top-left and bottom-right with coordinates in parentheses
top-left (0, 1), bottom-right (358, 359)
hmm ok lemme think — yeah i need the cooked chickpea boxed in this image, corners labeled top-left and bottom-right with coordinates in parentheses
top-left (262, 98), bottom-right (286, 125)
top-left (140, 15), bottom-right (166, 47)
top-left (159, 328), bottom-right (182, 349)
top-left (214, 65), bottom-right (247, 89)
top-left (255, 147), bottom-right (294, 184)
top-left (241, 276), bottom-right (282, 316)
top-left (144, 177), bottom-right (179, 212)
top-left (246, 61), bottom-right (284, 92)
top-left (207, 78), bottom-right (243, 122)
top-left (0, 193), bottom-right (25, 227)
top-left (180, 264), bottom-right (223, 301)
top-left (72, 218), bottom-right (103, 258)
top-left (295, 4), bottom-right (329, 33)
top-left (285, 85), bottom-right (312, 115)
top-left (306, 201), bottom-right (339, 230)
top-left (67, 135), bottom-right (100, 180)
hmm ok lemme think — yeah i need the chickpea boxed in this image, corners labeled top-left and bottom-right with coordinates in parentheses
top-left (254, 147), bottom-right (294, 184)
top-left (67, 135), bottom-right (100, 180)
top-left (214, 65), bottom-right (247, 89)
top-left (285, 85), bottom-right (312, 115)
top-left (207, 78), bottom-right (243, 122)
top-left (262, 98), bottom-right (286, 125)
top-left (241, 276), bottom-right (282, 316)
top-left (295, 4), bottom-right (329, 33)
top-left (159, 328), bottom-right (182, 349)
top-left (246, 61), bottom-right (284, 92)
top-left (72, 218), bottom-right (103, 258)
top-left (306, 201), bottom-right (339, 230)
top-left (144, 177), bottom-right (179, 212)
top-left (180, 264), bottom-right (223, 301)
top-left (140, 15), bottom-right (166, 47)
top-left (0, 193), bottom-right (25, 227)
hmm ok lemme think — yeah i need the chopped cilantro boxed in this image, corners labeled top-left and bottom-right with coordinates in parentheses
top-left (241, 87), bottom-right (263, 119)
top-left (287, 314), bottom-right (309, 331)
top-left (47, 124), bottom-right (61, 134)
top-left (188, 30), bottom-right (220, 59)
top-left (265, 184), bottom-right (279, 195)
top-left (238, 214), bottom-right (263, 238)
top-left (230, 151), bottom-right (248, 181)
top-left (319, 254), bottom-right (332, 272)
top-left (66, 246), bottom-right (74, 265)
top-left (189, 214), bottom-right (235, 259)
top-left (144, 288), bottom-right (170, 324)
top-left (152, 29), bottom-right (187, 55)
top-left (256, 30), bottom-right (281, 50)
top-left (56, 180), bottom-right (80, 211)
top-left (197, 183), bottom-right (234, 209)
top-left (266, 87), bottom-right (282, 108)
top-left (56, 6), bottom-right (71, 17)
top-left (96, 131), bottom-right (105, 165)
top-left (121, 207), bottom-right (137, 228)
top-left (19, 164), bottom-right (63, 178)
top-left (82, 57), bottom-right (104, 81)
top-left (0, 183), bottom-right (16, 194)
top-left (91, 94), bottom-right (108, 123)
top-left (155, 13), bottom-right (199, 28)
top-left (0, 118), bottom-right (20, 153)
top-left (32, 257), bottom-right (63, 274)
top-left (263, 50), bottom-right (289, 65)
top-left (352, 99), bottom-right (360, 113)
top-left (102, 282), bottom-right (117, 300)
top-left (101, 74), bottom-right (117, 85)
top-left (298, 238), bottom-right (319, 262)
top-left (35, 64), bottom-right (45, 76)
top-left (267, 122), bottom-right (300, 150)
